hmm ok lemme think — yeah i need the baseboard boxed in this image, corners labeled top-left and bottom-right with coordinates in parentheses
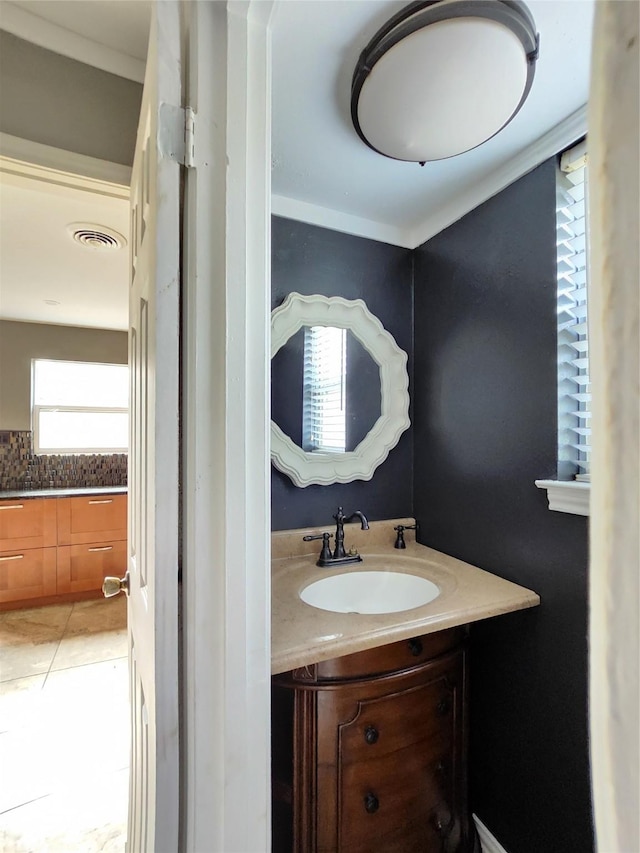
top-left (473, 814), bottom-right (510, 853)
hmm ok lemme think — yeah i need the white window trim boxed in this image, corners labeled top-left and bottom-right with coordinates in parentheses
top-left (33, 404), bottom-right (129, 455)
top-left (535, 479), bottom-right (590, 516)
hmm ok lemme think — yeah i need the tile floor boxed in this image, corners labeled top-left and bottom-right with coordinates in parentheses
top-left (0, 597), bottom-right (129, 852)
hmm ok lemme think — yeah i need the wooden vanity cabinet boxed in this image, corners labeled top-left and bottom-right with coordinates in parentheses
top-left (272, 628), bottom-right (477, 853)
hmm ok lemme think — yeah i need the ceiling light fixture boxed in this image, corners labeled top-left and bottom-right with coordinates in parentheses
top-left (351, 0), bottom-right (539, 164)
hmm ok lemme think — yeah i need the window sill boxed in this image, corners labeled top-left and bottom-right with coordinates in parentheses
top-left (535, 480), bottom-right (591, 515)
top-left (535, 479), bottom-right (590, 516)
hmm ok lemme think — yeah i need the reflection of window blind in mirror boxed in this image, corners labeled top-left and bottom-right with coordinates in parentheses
top-left (303, 326), bottom-right (347, 452)
top-left (557, 139), bottom-right (590, 479)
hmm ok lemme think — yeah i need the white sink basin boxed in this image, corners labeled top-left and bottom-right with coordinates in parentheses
top-left (300, 570), bottom-right (440, 615)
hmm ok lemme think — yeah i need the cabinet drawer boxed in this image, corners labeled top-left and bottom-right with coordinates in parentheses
top-left (57, 540), bottom-right (127, 594)
top-left (57, 495), bottom-right (127, 545)
top-left (0, 547), bottom-right (57, 603)
top-left (0, 498), bottom-right (57, 552)
top-left (315, 627), bottom-right (464, 681)
top-left (336, 669), bottom-right (458, 765)
top-left (339, 741), bottom-right (459, 853)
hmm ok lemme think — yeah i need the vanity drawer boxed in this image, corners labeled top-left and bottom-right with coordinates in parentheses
top-left (336, 664), bottom-right (458, 766)
top-left (57, 495), bottom-right (127, 546)
top-left (315, 627), bottom-right (464, 681)
top-left (57, 540), bottom-right (127, 594)
top-left (0, 498), bottom-right (57, 552)
top-left (0, 547), bottom-right (57, 603)
top-left (338, 744), bottom-right (459, 853)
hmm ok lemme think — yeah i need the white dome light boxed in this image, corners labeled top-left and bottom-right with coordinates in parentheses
top-left (351, 0), bottom-right (539, 164)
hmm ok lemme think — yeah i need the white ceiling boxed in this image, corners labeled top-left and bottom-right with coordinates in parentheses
top-left (0, 169), bottom-right (129, 331)
top-left (0, 0), bottom-right (595, 329)
top-left (271, 0), bottom-right (594, 243)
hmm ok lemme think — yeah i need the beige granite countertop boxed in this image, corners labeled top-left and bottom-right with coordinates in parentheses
top-left (272, 518), bottom-right (540, 675)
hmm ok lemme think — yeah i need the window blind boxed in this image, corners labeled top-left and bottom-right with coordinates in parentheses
top-left (556, 139), bottom-right (590, 479)
top-left (302, 325), bottom-right (347, 452)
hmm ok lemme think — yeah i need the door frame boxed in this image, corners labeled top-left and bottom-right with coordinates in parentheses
top-left (181, 2), bottom-right (274, 849)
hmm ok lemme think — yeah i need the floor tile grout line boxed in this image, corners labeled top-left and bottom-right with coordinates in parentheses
top-left (47, 653), bottom-right (128, 677)
top-left (0, 792), bottom-right (52, 817)
top-left (0, 601), bottom-right (130, 849)
top-left (42, 603), bottom-right (76, 687)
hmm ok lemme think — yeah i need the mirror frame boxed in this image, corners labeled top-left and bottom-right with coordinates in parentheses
top-left (271, 292), bottom-right (410, 487)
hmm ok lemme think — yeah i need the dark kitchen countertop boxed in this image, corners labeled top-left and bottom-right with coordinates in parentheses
top-left (0, 486), bottom-right (128, 500)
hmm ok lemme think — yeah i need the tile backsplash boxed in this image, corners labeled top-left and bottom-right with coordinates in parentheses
top-left (0, 431), bottom-right (127, 491)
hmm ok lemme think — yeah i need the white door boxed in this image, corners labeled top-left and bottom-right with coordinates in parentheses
top-left (126, 3), bottom-right (181, 850)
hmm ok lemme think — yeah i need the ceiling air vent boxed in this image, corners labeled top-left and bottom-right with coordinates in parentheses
top-left (67, 223), bottom-right (127, 250)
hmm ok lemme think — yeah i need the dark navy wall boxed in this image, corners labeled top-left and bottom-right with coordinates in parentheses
top-left (412, 161), bottom-right (593, 852)
top-left (271, 217), bottom-right (413, 531)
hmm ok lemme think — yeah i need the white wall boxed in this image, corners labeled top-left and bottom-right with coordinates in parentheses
top-left (0, 31), bottom-right (142, 166)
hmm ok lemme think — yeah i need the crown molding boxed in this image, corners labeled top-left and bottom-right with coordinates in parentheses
top-left (0, 134), bottom-right (131, 194)
top-left (0, 1), bottom-right (145, 83)
top-left (409, 105), bottom-right (588, 248)
top-left (272, 107), bottom-right (587, 251)
top-left (271, 193), bottom-right (413, 249)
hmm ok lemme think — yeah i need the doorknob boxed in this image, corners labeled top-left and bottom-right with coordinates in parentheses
top-left (102, 573), bottom-right (130, 598)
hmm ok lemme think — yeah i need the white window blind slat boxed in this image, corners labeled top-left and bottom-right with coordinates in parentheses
top-left (556, 141), bottom-right (590, 479)
top-left (302, 325), bottom-right (347, 453)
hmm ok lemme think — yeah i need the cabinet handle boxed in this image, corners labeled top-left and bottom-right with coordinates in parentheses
top-left (88, 546), bottom-right (113, 552)
top-left (364, 726), bottom-right (379, 745)
top-left (88, 499), bottom-right (113, 505)
top-left (432, 815), bottom-right (445, 833)
top-left (0, 554), bottom-right (24, 562)
top-left (437, 697), bottom-right (451, 716)
top-left (431, 809), bottom-right (453, 835)
top-left (364, 793), bottom-right (379, 814)
top-left (0, 504), bottom-right (24, 510)
top-left (407, 637), bottom-right (423, 656)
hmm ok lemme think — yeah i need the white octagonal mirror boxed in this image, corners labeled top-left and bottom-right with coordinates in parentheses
top-left (271, 292), bottom-right (410, 487)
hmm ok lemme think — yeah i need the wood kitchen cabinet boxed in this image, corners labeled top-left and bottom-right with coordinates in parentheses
top-left (57, 539), bottom-right (127, 595)
top-left (0, 497), bottom-right (57, 552)
top-left (0, 493), bottom-right (127, 609)
top-left (0, 497), bottom-right (58, 605)
top-left (57, 494), bottom-right (127, 546)
top-left (272, 627), bottom-right (478, 853)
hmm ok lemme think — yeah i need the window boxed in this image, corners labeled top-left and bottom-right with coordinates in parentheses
top-left (537, 139), bottom-right (591, 515)
top-left (32, 359), bottom-right (129, 454)
top-left (556, 139), bottom-right (590, 481)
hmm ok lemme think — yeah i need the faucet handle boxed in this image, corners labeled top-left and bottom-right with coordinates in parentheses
top-left (393, 524), bottom-right (417, 549)
top-left (303, 532), bottom-right (333, 564)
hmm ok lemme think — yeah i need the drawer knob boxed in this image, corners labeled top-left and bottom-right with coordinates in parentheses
top-left (431, 808), bottom-right (453, 835)
top-left (437, 697), bottom-right (451, 716)
top-left (364, 726), bottom-right (379, 745)
top-left (407, 638), bottom-right (423, 656)
top-left (364, 793), bottom-right (379, 814)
